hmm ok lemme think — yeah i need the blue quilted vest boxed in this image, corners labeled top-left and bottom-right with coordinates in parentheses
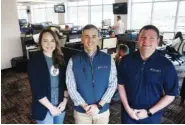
top-left (72, 49), bottom-right (111, 113)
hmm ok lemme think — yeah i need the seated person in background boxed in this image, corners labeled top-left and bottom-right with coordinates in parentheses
top-left (174, 31), bottom-right (183, 42)
top-left (109, 31), bottom-right (116, 38)
top-left (65, 25), bottom-right (70, 31)
top-left (111, 44), bottom-right (129, 103)
top-left (115, 44), bottom-right (129, 66)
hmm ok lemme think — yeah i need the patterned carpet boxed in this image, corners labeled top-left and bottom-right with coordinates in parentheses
top-left (1, 69), bottom-right (185, 124)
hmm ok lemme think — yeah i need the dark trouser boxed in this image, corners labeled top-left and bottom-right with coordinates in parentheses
top-left (180, 77), bottom-right (185, 103)
top-left (121, 110), bottom-right (162, 124)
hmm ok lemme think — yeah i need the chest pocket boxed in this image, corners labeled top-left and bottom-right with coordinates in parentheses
top-left (146, 68), bottom-right (162, 85)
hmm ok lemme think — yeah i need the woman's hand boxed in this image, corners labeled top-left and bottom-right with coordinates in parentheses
top-left (49, 105), bottom-right (61, 116)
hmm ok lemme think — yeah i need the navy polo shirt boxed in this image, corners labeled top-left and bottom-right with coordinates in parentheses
top-left (118, 50), bottom-right (178, 110)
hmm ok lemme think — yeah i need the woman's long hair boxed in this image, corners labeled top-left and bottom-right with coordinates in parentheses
top-left (38, 29), bottom-right (65, 68)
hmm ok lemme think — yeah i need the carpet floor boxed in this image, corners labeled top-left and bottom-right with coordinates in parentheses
top-left (1, 69), bottom-right (185, 124)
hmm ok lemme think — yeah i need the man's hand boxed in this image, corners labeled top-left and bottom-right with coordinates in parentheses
top-left (127, 108), bottom-right (140, 120)
top-left (86, 104), bottom-right (100, 116)
top-left (135, 109), bottom-right (148, 120)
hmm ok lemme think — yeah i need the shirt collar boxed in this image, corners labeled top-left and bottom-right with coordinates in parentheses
top-left (136, 50), bottom-right (158, 62)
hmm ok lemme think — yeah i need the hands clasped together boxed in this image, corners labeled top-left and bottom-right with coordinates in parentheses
top-left (83, 104), bottom-right (100, 116)
top-left (49, 101), bottom-right (67, 117)
top-left (127, 108), bottom-right (149, 120)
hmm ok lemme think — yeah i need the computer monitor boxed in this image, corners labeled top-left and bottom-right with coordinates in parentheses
top-left (54, 4), bottom-right (65, 13)
top-left (163, 32), bottom-right (175, 40)
top-left (59, 24), bottom-right (66, 29)
top-left (103, 38), bottom-right (117, 49)
top-left (113, 3), bottom-right (127, 14)
top-left (102, 19), bottom-right (111, 26)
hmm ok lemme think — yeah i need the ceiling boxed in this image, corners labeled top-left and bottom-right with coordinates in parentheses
top-left (16, 0), bottom-right (81, 5)
top-left (16, 0), bottom-right (65, 5)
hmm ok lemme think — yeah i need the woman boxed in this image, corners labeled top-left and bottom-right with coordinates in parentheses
top-left (28, 29), bottom-right (68, 124)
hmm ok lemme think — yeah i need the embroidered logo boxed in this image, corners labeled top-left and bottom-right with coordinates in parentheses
top-left (150, 68), bottom-right (161, 73)
top-left (98, 66), bottom-right (108, 70)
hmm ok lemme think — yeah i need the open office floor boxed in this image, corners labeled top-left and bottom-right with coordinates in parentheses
top-left (1, 69), bottom-right (185, 124)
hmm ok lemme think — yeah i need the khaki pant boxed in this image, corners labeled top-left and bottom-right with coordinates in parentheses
top-left (74, 109), bottom-right (110, 124)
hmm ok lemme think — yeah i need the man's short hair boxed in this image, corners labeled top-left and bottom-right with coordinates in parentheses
top-left (82, 24), bottom-right (98, 34)
top-left (109, 31), bottom-right (115, 36)
top-left (139, 25), bottom-right (160, 38)
top-left (117, 16), bottom-right (121, 20)
top-left (118, 44), bottom-right (129, 54)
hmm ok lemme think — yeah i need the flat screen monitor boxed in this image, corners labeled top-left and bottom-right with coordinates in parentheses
top-left (54, 4), bottom-right (65, 13)
top-left (102, 19), bottom-right (111, 26)
top-left (163, 32), bottom-right (175, 40)
top-left (59, 24), bottom-right (66, 29)
top-left (103, 38), bottom-right (117, 49)
top-left (113, 3), bottom-right (127, 14)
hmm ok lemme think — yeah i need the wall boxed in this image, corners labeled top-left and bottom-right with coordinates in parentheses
top-left (1, 0), bottom-right (23, 69)
top-left (114, 0), bottom-right (128, 31)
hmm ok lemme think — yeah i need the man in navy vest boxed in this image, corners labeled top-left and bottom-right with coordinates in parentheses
top-left (66, 24), bottom-right (117, 124)
top-left (118, 25), bottom-right (178, 124)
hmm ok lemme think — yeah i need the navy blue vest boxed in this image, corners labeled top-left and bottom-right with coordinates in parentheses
top-left (72, 50), bottom-right (111, 113)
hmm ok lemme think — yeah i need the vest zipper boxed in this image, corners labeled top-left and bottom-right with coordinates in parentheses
top-left (90, 61), bottom-right (95, 87)
top-left (90, 59), bottom-right (96, 102)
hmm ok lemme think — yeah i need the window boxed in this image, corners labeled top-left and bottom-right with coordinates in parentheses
top-left (68, 2), bottom-right (78, 6)
top-left (131, 3), bottom-right (152, 29)
top-left (132, 0), bottom-right (152, 2)
top-left (130, 0), bottom-right (184, 33)
top-left (176, 1), bottom-right (185, 32)
top-left (78, 7), bottom-right (88, 26)
top-left (46, 8), bottom-right (58, 24)
top-left (103, 5), bottom-right (114, 26)
top-left (68, 7), bottom-right (78, 25)
top-left (91, 6), bottom-right (102, 27)
top-left (152, 2), bottom-right (177, 32)
top-left (32, 8), bottom-right (47, 23)
top-left (90, 0), bottom-right (102, 5)
top-left (31, 4), bottom-right (59, 24)
top-left (66, 0), bottom-right (115, 27)
top-left (78, 0), bottom-right (88, 6)
top-left (103, 0), bottom-right (114, 4)
top-left (17, 6), bottom-right (28, 21)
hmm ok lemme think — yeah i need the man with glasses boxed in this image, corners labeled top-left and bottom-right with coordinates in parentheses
top-left (118, 25), bottom-right (178, 123)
